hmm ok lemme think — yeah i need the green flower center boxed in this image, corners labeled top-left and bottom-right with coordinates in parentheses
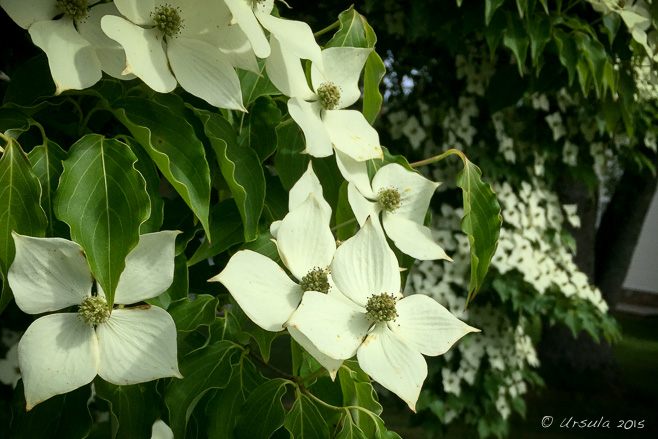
top-left (365, 293), bottom-right (398, 323)
top-left (153, 5), bottom-right (183, 38)
top-left (78, 296), bottom-right (110, 326)
top-left (57, 0), bottom-right (88, 21)
top-left (316, 82), bottom-right (341, 110)
top-left (299, 267), bottom-right (330, 294)
top-left (378, 188), bottom-right (401, 212)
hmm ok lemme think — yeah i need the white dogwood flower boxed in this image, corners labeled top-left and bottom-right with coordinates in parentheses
top-left (347, 163), bottom-right (451, 260)
top-left (224, 0), bottom-right (323, 70)
top-left (266, 39), bottom-right (382, 161)
top-left (286, 220), bottom-right (478, 410)
top-left (8, 231), bottom-right (181, 410)
top-left (0, 0), bottom-right (131, 93)
top-left (101, 0), bottom-right (246, 110)
top-left (211, 193), bottom-right (343, 377)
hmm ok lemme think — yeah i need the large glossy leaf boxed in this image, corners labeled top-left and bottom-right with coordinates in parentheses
top-left (338, 363), bottom-right (382, 437)
top-left (284, 394), bottom-right (330, 439)
top-left (485, 0), bottom-right (505, 26)
top-left (10, 381), bottom-right (92, 439)
top-left (238, 96), bottom-right (282, 163)
top-left (325, 6), bottom-right (385, 124)
top-left (336, 416), bottom-right (369, 439)
top-left (165, 340), bottom-right (240, 439)
top-left (123, 137), bottom-right (164, 234)
top-left (274, 121), bottom-right (310, 191)
top-left (0, 108), bottom-right (31, 138)
top-left (239, 58), bottom-right (281, 107)
top-left (112, 97), bottom-right (211, 239)
top-left (27, 139), bottom-right (67, 237)
top-left (0, 138), bottom-right (47, 312)
top-left (503, 12), bottom-right (529, 77)
top-left (188, 200), bottom-right (244, 266)
top-left (193, 108), bottom-right (265, 242)
top-left (168, 295), bottom-right (219, 332)
top-left (54, 135), bottom-right (150, 308)
top-left (206, 358), bottom-right (266, 439)
top-left (234, 378), bottom-right (289, 439)
top-left (94, 379), bottom-right (161, 439)
top-left (453, 151), bottom-right (502, 303)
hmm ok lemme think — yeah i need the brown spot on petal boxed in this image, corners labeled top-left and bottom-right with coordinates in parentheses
top-left (363, 333), bottom-right (377, 346)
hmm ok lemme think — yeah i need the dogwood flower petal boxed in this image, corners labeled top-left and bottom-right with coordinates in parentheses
top-left (114, 231), bottom-right (179, 305)
top-left (101, 15), bottom-right (176, 93)
top-left (19, 313), bottom-right (99, 410)
top-left (211, 250), bottom-right (302, 331)
top-left (225, 0), bottom-right (270, 58)
top-left (383, 215), bottom-right (450, 261)
top-left (372, 164), bottom-right (439, 224)
top-left (388, 294), bottom-right (478, 356)
top-left (216, 25), bottom-right (259, 73)
top-left (0, 0), bottom-right (58, 29)
top-left (331, 220), bottom-right (400, 308)
top-left (9, 233), bottom-right (92, 314)
top-left (277, 194), bottom-right (336, 281)
top-left (311, 47), bottom-right (373, 109)
top-left (152, 419), bottom-right (174, 439)
top-left (347, 183), bottom-right (381, 227)
top-left (97, 306), bottom-right (181, 385)
top-left (167, 36), bottom-right (246, 111)
top-left (29, 17), bottom-right (102, 94)
top-left (257, 13), bottom-right (324, 73)
top-left (288, 98), bottom-right (333, 157)
top-left (335, 151), bottom-right (375, 199)
top-left (266, 38), bottom-right (315, 99)
top-left (288, 162), bottom-right (332, 219)
top-left (288, 326), bottom-right (342, 380)
top-left (323, 110), bottom-right (383, 162)
top-left (113, 0), bottom-right (154, 25)
top-left (286, 291), bottom-right (370, 360)
top-left (356, 323), bottom-right (426, 411)
top-left (76, 2), bottom-right (135, 79)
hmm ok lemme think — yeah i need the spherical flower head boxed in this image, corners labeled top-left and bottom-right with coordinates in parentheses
top-left (57, 0), bottom-right (89, 21)
top-left (365, 293), bottom-right (398, 323)
top-left (78, 296), bottom-right (110, 326)
top-left (316, 82), bottom-right (341, 110)
top-left (299, 267), bottom-right (330, 294)
top-left (378, 188), bottom-right (401, 213)
top-left (153, 4), bottom-right (183, 38)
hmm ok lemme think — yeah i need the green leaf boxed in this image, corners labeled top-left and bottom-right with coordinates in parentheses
top-left (274, 121), bottom-right (310, 190)
top-left (0, 108), bottom-right (31, 138)
top-left (515, 0), bottom-right (527, 18)
top-left (338, 365), bottom-right (382, 437)
top-left (485, 0), bottom-right (505, 26)
top-left (54, 135), bottom-right (149, 307)
top-left (206, 358), bottom-right (266, 439)
top-left (503, 12), bottom-right (529, 76)
top-left (0, 138), bottom-right (48, 312)
top-left (527, 14), bottom-right (551, 66)
top-left (168, 295), bottom-right (219, 332)
top-left (554, 30), bottom-right (578, 85)
top-left (94, 380), bottom-right (161, 439)
top-left (336, 416), bottom-right (369, 439)
top-left (10, 381), bottom-right (92, 439)
top-left (246, 324), bottom-right (278, 362)
top-left (239, 229), bottom-right (280, 262)
top-left (26, 139), bottom-right (67, 237)
top-left (284, 393), bottom-right (330, 439)
top-left (577, 33), bottom-right (608, 97)
top-left (112, 97), bottom-right (211, 239)
top-left (2, 54), bottom-right (55, 106)
top-left (234, 378), bottom-right (289, 439)
top-left (326, 7), bottom-right (369, 48)
top-left (238, 96), bottom-right (282, 163)
top-left (453, 151), bottom-right (502, 303)
top-left (166, 340), bottom-right (240, 439)
top-left (193, 107), bottom-right (265, 242)
top-left (188, 200), bottom-right (244, 266)
top-left (335, 181), bottom-right (356, 241)
top-left (123, 137), bottom-right (164, 234)
top-left (239, 58), bottom-right (281, 107)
